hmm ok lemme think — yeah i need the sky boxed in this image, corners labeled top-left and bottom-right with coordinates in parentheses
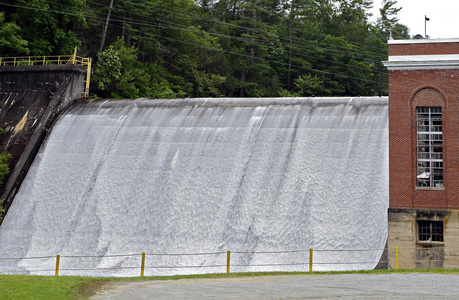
top-left (370, 0), bottom-right (459, 39)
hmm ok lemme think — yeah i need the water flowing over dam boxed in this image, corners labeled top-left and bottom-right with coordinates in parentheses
top-left (0, 97), bottom-right (388, 276)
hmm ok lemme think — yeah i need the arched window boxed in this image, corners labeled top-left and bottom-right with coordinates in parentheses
top-left (416, 107), bottom-right (443, 187)
top-left (412, 88), bottom-right (445, 188)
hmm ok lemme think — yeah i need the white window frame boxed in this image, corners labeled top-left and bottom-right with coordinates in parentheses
top-left (416, 107), bottom-right (443, 188)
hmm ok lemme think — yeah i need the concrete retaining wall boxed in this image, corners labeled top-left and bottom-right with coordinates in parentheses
top-left (387, 208), bottom-right (459, 269)
top-left (0, 65), bottom-right (87, 221)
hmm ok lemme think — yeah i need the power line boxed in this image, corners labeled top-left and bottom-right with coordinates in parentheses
top-left (0, 1), bottom-right (384, 66)
top-left (109, 0), bottom-right (388, 61)
top-left (3, 1), bottom-right (455, 93)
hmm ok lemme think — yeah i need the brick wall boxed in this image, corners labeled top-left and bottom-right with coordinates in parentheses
top-left (389, 41), bottom-right (459, 56)
top-left (388, 63), bottom-right (459, 209)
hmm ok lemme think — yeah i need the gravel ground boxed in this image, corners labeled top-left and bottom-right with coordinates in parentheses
top-left (91, 273), bottom-right (459, 299)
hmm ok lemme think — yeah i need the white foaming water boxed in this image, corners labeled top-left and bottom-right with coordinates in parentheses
top-left (0, 97), bottom-right (388, 276)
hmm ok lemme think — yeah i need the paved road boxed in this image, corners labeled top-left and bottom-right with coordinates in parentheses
top-left (91, 273), bottom-right (459, 299)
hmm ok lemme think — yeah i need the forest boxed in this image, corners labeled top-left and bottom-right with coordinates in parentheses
top-left (0, 0), bottom-right (412, 98)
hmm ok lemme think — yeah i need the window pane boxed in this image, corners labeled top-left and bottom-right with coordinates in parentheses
top-left (416, 107), bottom-right (443, 187)
top-left (418, 221), bottom-right (443, 242)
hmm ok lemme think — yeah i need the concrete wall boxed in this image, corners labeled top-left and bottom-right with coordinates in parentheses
top-left (388, 208), bottom-right (459, 269)
top-left (0, 65), bottom-right (87, 221)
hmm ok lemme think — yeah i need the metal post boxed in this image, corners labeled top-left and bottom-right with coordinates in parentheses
top-left (424, 15), bottom-right (430, 39)
top-left (141, 252), bottom-right (145, 277)
top-left (55, 255), bottom-right (60, 276)
top-left (71, 47), bottom-right (76, 64)
top-left (226, 251), bottom-right (231, 273)
top-left (84, 59), bottom-right (92, 98)
top-left (395, 247), bottom-right (399, 270)
top-left (309, 248), bottom-right (313, 272)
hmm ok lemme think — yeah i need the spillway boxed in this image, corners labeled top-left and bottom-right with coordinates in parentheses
top-left (0, 97), bottom-right (388, 276)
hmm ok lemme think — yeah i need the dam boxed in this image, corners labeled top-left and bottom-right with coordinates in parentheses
top-left (0, 97), bottom-right (388, 276)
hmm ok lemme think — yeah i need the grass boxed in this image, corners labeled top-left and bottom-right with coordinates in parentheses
top-left (1, 269), bottom-right (459, 299)
top-left (0, 275), bottom-right (108, 300)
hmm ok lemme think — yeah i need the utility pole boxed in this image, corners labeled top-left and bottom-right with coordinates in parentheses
top-left (100, 0), bottom-right (115, 52)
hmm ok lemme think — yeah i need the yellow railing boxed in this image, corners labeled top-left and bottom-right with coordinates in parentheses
top-left (0, 55), bottom-right (90, 66)
top-left (0, 55), bottom-right (92, 98)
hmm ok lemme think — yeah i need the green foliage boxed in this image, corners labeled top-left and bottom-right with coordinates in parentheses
top-left (146, 63), bottom-right (187, 99)
top-left (92, 45), bottom-right (122, 93)
top-left (0, 199), bottom-right (4, 217)
top-left (111, 39), bottom-right (148, 98)
top-left (0, 12), bottom-right (29, 56)
top-left (0, 128), bottom-right (11, 186)
top-left (0, 151), bottom-right (11, 186)
top-left (179, 26), bottom-right (226, 97)
top-left (391, 23), bottom-right (410, 39)
top-left (13, 0), bottom-right (86, 55)
top-left (93, 39), bottom-right (187, 99)
top-left (293, 74), bottom-right (324, 97)
top-left (0, 128), bottom-right (11, 222)
top-left (1, 0), bottom-right (412, 97)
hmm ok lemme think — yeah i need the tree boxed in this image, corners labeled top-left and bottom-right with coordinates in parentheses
top-left (377, 0), bottom-right (402, 40)
top-left (92, 39), bottom-right (187, 99)
top-left (179, 26), bottom-right (226, 97)
top-left (0, 12), bottom-right (29, 56)
top-left (335, 0), bottom-right (374, 42)
top-left (217, 0), bottom-right (281, 97)
top-left (391, 23), bottom-right (410, 39)
top-left (13, 0), bottom-right (86, 55)
top-left (91, 44), bottom-right (122, 96)
top-left (282, 0), bottom-right (318, 90)
top-left (0, 0), bottom-right (419, 98)
top-left (292, 73), bottom-right (324, 96)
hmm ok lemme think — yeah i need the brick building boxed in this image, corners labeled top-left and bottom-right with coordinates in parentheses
top-left (384, 39), bottom-right (459, 268)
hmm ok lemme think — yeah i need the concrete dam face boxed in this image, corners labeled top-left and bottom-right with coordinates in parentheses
top-left (0, 97), bottom-right (388, 276)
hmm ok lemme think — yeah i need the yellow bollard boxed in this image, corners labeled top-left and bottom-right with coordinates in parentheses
top-left (141, 252), bottom-right (145, 277)
top-left (309, 248), bottom-right (313, 272)
top-left (395, 247), bottom-right (399, 270)
top-left (227, 251), bottom-right (231, 273)
top-left (84, 59), bottom-right (92, 98)
top-left (55, 255), bottom-right (60, 276)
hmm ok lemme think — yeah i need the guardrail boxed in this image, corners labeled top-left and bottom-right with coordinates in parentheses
top-left (0, 55), bottom-right (90, 67)
top-left (1, 247), bottom-right (456, 277)
top-left (0, 55), bottom-right (92, 98)
top-left (0, 248), bottom-right (386, 277)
